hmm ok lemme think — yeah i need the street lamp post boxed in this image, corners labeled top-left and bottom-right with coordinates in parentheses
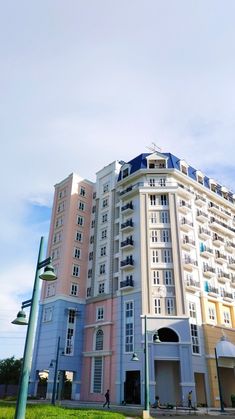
top-left (51, 336), bottom-right (61, 405)
top-left (214, 347), bottom-right (224, 413)
top-left (12, 236), bottom-right (57, 419)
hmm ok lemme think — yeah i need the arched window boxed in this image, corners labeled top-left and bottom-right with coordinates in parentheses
top-left (95, 329), bottom-right (104, 350)
top-left (158, 327), bottom-right (179, 342)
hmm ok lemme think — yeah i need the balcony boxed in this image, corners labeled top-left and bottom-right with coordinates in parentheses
top-left (203, 266), bottom-right (216, 278)
top-left (178, 183), bottom-right (192, 198)
top-left (228, 258), bottom-right (235, 269)
top-left (121, 202), bottom-right (134, 214)
top-left (121, 219), bottom-right (134, 232)
top-left (120, 257), bottom-right (134, 269)
top-left (198, 227), bottom-right (211, 240)
top-left (200, 246), bottom-right (213, 258)
top-left (218, 271), bottom-right (230, 283)
top-left (183, 257), bottom-right (198, 271)
top-left (212, 233), bottom-right (224, 246)
top-left (121, 237), bottom-right (134, 250)
top-left (120, 277), bottom-right (134, 290)
top-left (181, 236), bottom-right (196, 250)
top-left (180, 218), bottom-right (194, 232)
top-left (195, 194), bottom-right (206, 206)
top-left (119, 186), bottom-right (133, 196)
top-left (179, 200), bottom-right (191, 213)
top-left (215, 251), bottom-right (227, 264)
top-left (208, 285), bottom-right (219, 297)
top-left (221, 208), bottom-right (232, 219)
top-left (210, 217), bottom-right (235, 237)
top-left (222, 291), bottom-right (233, 302)
top-left (230, 276), bottom-right (235, 287)
top-left (208, 202), bottom-right (221, 216)
top-left (185, 277), bottom-right (200, 291)
top-left (225, 241), bottom-right (235, 252)
top-left (196, 210), bottom-right (208, 223)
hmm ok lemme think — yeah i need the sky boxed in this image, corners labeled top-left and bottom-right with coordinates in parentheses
top-left (1, 0), bottom-right (235, 359)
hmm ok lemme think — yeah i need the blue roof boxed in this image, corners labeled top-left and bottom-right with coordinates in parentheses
top-left (117, 152), bottom-right (233, 196)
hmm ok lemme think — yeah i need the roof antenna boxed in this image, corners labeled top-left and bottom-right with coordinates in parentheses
top-left (146, 142), bottom-right (162, 153)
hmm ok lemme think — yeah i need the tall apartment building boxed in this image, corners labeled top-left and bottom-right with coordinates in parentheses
top-left (30, 152), bottom-right (235, 407)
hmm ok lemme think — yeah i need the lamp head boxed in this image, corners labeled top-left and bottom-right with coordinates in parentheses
top-left (153, 332), bottom-right (161, 343)
top-left (11, 309), bottom-right (28, 325)
top-left (39, 264), bottom-right (57, 281)
top-left (131, 352), bottom-right (139, 361)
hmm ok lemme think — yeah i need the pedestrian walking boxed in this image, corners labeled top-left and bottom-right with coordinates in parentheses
top-left (103, 389), bottom-right (110, 408)
top-left (188, 390), bottom-right (192, 408)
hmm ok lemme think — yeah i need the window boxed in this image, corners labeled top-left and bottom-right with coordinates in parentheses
top-left (190, 324), bottom-right (200, 354)
top-left (74, 247), bottom-right (81, 259)
top-left (122, 167), bottom-right (129, 178)
top-left (46, 284), bottom-right (55, 297)
top-left (65, 328), bottom-right (74, 355)
top-left (223, 311), bottom-right (231, 326)
top-left (75, 231), bottom-right (83, 242)
top-left (79, 201), bottom-right (85, 211)
top-left (102, 198), bottom-right (108, 208)
top-left (161, 229), bottom-right (170, 242)
top-left (97, 307), bottom-right (104, 321)
top-left (68, 309), bottom-right (76, 324)
top-left (70, 283), bottom-right (78, 296)
top-left (103, 183), bottom-right (109, 193)
top-left (151, 230), bottom-right (158, 242)
top-left (80, 186), bottom-right (86, 196)
top-left (93, 357), bottom-right (103, 393)
top-left (101, 229), bottom-right (107, 239)
top-left (57, 201), bottom-right (65, 213)
top-left (125, 301), bottom-right (134, 353)
top-left (95, 329), bottom-right (104, 350)
top-left (163, 249), bottom-right (172, 263)
top-left (55, 217), bottom-right (63, 228)
top-left (91, 220), bottom-right (95, 228)
top-left (149, 178), bottom-right (155, 187)
top-left (150, 195), bottom-right (156, 206)
top-left (164, 270), bottom-right (173, 285)
top-left (154, 298), bottom-right (161, 314)
top-left (42, 307), bottom-right (53, 322)
top-left (88, 269), bottom-right (92, 278)
top-left (159, 178), bottom-right (166, 187)
top-left (102, 213), bottom-right (108, 223)
top-left (208, 306), bottom-right (216, 322)
top-left (166, 298), bottom-right (175, 315)
top-left (92, 205), bottom-right (96, 213)
top-left (152, 250), bottom-right (159, 263)
top-left (89, 251), bottom-right (93, 261)
top-left (160, 211), bottom-right (169, 223)
top-left (72, 264), bottom-right (80, 277)
top-left (98, 282), bottom-right (105, 294)
top-left (93, 192), bottom-right (97, 199)
top-left (152, 270), bottom-right (160, 285)
top-left (90, 235), bottom-right (94, 244)
top-left (77, 216), bottom-right (84, 226)
top-left (101, 246), bottom-right (106, 256)
top-left (100, 264), bottom-right (105, 275)
top-left (160, 194), bottom-right (168, 205)
top-left (51, 248), bottom-right (60, 260)
top-left (188, 301), bottom-right (196, 319)
top-left (150, 212), bottom-right (157, 224)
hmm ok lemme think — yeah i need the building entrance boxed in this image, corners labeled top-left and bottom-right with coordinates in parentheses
top-left (124, 370), bottom-right (141, 404)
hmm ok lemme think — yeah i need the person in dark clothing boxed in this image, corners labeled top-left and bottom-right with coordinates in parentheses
top-left (103, 389), bottom-right (110, 408)
top-left (188, 390), bottom-right (192, 408)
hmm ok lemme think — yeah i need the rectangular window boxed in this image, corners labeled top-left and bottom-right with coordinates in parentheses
top-left (99, 264), bottom-right (105, 275)
top-left (152, 250), bottom-right (159, 263)
top-left (101, 229), bottom-right (107, 239)
top-left (151, 230), bottom-right (158, 242)
top-left (223, 311), bottom-right (231, 325)
top-left (68, 309), bottom-right (76, 324)
top-left (102, 198), bottom-right (108, 208)
top-left (70, 283), bottom-right (78, 296)
top-left (150, 195), bottom-right (156, 206)
top-left (100, 246), bottom-right (106, 256)
top-left (46, 284), bottom-right (55, 298)
top-left (103, 183), bottom-right (109, 193)
top-left (150, 212), bottom-right (157, 224)
top-left (79, 201), bottom-right (85, 211)
top-left (190, 324), bottom-right (200, 354)
top-left (98, 282), bottom-right (105, 294)
top-left (91, 219), bottom-right (95, 228)
top-left (152, 270), bottom-right (160, 285)
top-left (72, 264), bottom-right (80, 277)
top-left (65, 328), bottom-right (74, 355)
top-left (159, 178), bottom-right (166, 187)
top-left (97, 307), bottom-right (104, 321)
top-left (74, 247), bottom-right (81, 259)
top-left (160, 211), bottom-right (169, 223)
top-left (208, 306), bottom-right (215, 321)
top-left (164, 270), bottom-right (173, 285)
top-left (149, 178), bottom-right (155, 187)
top-left (88, 269), bottom-right (92, 278)
top-left (154, 298), bottom-right (161, 314)
top-left (80, 187), bottom-right (86, 196)
top-left (102, 213), bottom-right (108, 223)
top-left (166, 298), bottom-right (175, 315)
top-left (161, 230), bottom-right (170, 242)
top-left (160, 194), bottom-right (168, 205)
top-left (189, 301), bottom-right (196, 319)
top-left (42, 307), bottom-right (53, 322)
top-left (77, 216), bottom-right (84, 226)
top-left (93, 357), bottom-right (103, 393)
top-left (75, 231), bottom-right (83, 242)
top-left (125, 301), bottom-right (134, 353)
top-left (163, 249), bottom-right (172, 263)
top-left (55, 217), bottom-right (63, 228)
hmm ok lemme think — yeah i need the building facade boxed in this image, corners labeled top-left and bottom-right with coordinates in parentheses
top-left (30, 152), bottom-right (235, 407)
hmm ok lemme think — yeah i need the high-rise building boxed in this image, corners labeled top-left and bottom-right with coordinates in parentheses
top-left (30, 152), bottom-right (235, 407)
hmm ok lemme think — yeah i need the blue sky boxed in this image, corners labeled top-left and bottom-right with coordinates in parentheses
top-left (1, 0), bottom-right (235, 359)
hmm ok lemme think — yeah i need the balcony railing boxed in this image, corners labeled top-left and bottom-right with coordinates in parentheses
top-left (120, 277), bottom-right (134, 289)
top-left (186, 277), bottom-right (200, 288)
top-left (121, 219), bottom-right (134, 230)
top-left (120, 257), bottom-right (134, 268)
top-left (183, 257), bottom-right (198, 266)
top-left (121, 202), bottom-right (134, 212)
top-left (210, 217), bottom-right (235, 234)
top-left (120, 186), bottom-right (133, 196)
top-left (121, 238), bottom-right (134, 248)
top-left (203, 266), bottom-right (216, 274)
top-left (182, 237), bottom-right (195, 246)
top-left (218, 272), bottom-right (230, 280)
top-left (222, 291), bottom-right (233, 300)
top-left (208, 285), bottom-right (219, 295)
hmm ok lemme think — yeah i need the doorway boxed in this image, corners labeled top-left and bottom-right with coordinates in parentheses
top-left (124, 370), bottom-right (141, 404)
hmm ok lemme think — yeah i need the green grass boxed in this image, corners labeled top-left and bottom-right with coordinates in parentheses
top-left (0, 402), bottom-right (126, 419)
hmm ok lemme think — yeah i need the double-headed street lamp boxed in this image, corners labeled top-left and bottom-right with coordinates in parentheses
top-left (12, 236), bottom-right (57, 419)
top-left (132, 315), bottom-right (160, 419)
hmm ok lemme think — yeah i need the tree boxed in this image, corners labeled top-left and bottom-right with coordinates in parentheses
top-left (0, 356), bottom-right (22, 397)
